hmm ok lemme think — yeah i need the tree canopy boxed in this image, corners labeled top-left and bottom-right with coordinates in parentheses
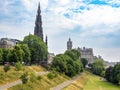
top-left (81, 58), bottom-right (88, 68)
top-left (22, 34), bottom-right (48, 64)
top-left (51, 49), bottom-right (83, 77)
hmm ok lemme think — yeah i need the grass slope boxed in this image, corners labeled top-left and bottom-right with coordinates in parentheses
top-left (84, 72), bottom-right (120, 90)
top-left (63, 72), bottom-right (120, 90)
top-left (63, 72), bottom-right (88, 90)
top-left (0, 65), bottom-right (46, 86)
top-left (8, 73), bottom-right (70, 90)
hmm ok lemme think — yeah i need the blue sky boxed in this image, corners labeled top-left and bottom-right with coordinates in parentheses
top-left (0, 0), bottom-right (120, 62)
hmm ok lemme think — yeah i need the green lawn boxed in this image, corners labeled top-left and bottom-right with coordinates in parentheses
top-left (83, 72), bottom-right (120, 90)
top-left (63, 71), bottom-right (120, 90)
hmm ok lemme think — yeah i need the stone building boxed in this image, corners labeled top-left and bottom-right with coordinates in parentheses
top-left (77, 47), bottom-right (95, 63)
top-left (0, 38), bottom-right (18, 49)
top-left (66, 38), bottom-right (95, 63)
top-left (67, 38), bottom-right (72, 50)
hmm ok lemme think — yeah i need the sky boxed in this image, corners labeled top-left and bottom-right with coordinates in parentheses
top-left (0, 0), bottom-right (120, 62)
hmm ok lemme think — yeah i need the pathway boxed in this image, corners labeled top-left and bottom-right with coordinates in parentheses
top-left (51, 74), bottom-right (82, 90)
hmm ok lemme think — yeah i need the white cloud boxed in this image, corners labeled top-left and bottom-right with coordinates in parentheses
top-left (0, 0), bottom-right (120, 62)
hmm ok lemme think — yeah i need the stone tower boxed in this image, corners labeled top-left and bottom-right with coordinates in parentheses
top-left (34, 2), bottom-right (43, 41)
top-left (67, 38), bottom-right (72, 50)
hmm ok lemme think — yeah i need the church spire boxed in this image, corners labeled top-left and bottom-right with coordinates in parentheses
top-left (34, 2), bottom-right (43, 41)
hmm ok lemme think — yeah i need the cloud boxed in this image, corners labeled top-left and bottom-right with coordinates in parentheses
top-left (0, 0), bottom-right (120, 62)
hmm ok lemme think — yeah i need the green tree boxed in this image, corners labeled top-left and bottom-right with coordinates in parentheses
top-left (10, 45), bottom-right (24, 62)
top-left (81, 58), bottom-right (88, 68)
top-left (111, 64), bottom-right (120, 84)
top-left (0, 48), bottom-right (3, 62)
top-left (64, 50), bottom-right (77, 60)
top-left (71, 49), bottom-right (81, 59)
top-left (19, 44), bottom-right (31, 64)
top-left (51, 53), bottom-right (83, 77)
top-left (2, 49), bottom-right (10, 63)
top-left (105, 66), bottom-right (113, 82)
top-left (89, 59), bottom-right (105, 76)
top-left (22, 34), bottom-right (48, 64)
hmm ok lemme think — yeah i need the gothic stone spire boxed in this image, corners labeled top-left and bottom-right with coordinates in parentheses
top-left (34, 2), bottom-right (43, 41)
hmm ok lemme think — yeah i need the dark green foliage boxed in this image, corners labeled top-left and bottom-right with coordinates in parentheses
top-left (110, 64), bottom-right (120, 84)
top-left (22, 34), bottom-right (48, 63)
top-left (89, 59), bottom-right (104, 76)
top-left (0, 48), bottom-right (3, 62)
top-left (37, 76), bottom-right (42, 80)
top-left (15, 62), bottom-right (22, 71)
top-left (64, 50), bottom-right (77, 60)
top-left (20, 72), bottom-right (29, 84)
top-left (47, 71), bottom-right (57, 79)
top-left (71, 49), bottom-right (81, 59)
top-left (10, 45), bottom-right (24, 62)
top-left (81, 58), bottom-right (88, 68)
top-left (51, 49), bottom-right (83, 77)
top-left (2, 49), bottom-right (10, 63)
top-left (105, 64), bottom-right (120, 85)
top-left (19, 44), bottom-right (31, 64)
top-left (3, 64), bottom-right (10, 73)
top-left (105, 66), bottom-right (113, 82)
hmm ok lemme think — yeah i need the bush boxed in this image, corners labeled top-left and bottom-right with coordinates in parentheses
top-left (20, 72), bottom-right (29, 84)
top-left (3, 64), bottom-right (10, 73)
top-left (47, 71), bottom-right (57, 79)
top-left (15, 62), bottom-right (22, 71)
top-left (29, 72), bottom-right (37, 82)
top-left (37, 76), bottom-right (42, 80)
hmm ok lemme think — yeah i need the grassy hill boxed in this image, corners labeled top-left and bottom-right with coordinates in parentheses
top-left (8, 73), bottom-right (70, 90)
top-left (0, 65), bottom-right (46, 86)
top-left (63, 71), bottom-right (120, 90)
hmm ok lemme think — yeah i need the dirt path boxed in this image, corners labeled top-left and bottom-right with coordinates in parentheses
top-left (50, 74), bottom-right (82, 90)
top-left (0, 71), bottom-right (49, 90)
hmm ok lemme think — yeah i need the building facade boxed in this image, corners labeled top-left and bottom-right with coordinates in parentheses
top-left (0, 38), bottom-right (18, 49)
top-left (77, 47), bottom-right (95, 63)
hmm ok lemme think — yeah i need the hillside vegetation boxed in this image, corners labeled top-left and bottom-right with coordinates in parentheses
top-left (0, 65), bottom-right (46, 86)
top-left (8, 73), bottom-right (70, 90)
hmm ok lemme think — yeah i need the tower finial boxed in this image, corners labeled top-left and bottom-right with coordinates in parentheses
top-left (37, 2), bottom-right (41, 15)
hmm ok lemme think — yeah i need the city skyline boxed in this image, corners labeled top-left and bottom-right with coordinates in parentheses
top-left (0, 0), bottom-right (120, 62)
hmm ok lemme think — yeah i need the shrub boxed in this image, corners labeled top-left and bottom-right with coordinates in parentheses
top-left (29, 72), bottom-right (37, 82)
top-left (47, 71), bottom-right (57, 79)
top-left (37, 76), bottom-right (42, 80)
top-left (15, 62), bottom-right (22, 71)
top-left (20, 72), bottom-right (29, 84)
top-left (3, 64), bottom-right (10, 73)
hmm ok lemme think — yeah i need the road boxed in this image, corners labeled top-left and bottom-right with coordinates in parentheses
top-left (0, 71), bottom-right (49, 90)
top-left (51, 74), bottom-right (81, 90)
